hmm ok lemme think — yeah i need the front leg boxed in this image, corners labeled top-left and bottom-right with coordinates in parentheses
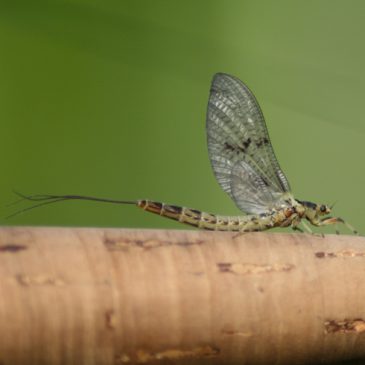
top-left (317, 216), bottom-right (358, 235)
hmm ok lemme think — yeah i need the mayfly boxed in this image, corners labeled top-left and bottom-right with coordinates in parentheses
top-left (11, 73), bottom-right (357, 234)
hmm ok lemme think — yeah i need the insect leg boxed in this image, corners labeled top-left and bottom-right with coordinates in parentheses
top-left (297, 219), bottom-right (325, 237)
top-left (290, 215), bottom-right (304, 233)
top-left (292, 226), bottom-right (304, 233)
top-left (319, 217), bottom-right (358, 235)
top-left (301, 220), bottom-right (314, 234)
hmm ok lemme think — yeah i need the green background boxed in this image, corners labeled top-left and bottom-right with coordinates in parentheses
top-left (1, 0), bottom-right (364, 234)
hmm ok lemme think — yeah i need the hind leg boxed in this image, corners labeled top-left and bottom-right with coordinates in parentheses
top-left (299, 220), bottom-right (325, 237)
top-left (291, 217), bottom-right (317, 235)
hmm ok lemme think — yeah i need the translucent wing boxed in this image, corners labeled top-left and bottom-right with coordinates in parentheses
top-left (206, 73), bottom-right (291, 214)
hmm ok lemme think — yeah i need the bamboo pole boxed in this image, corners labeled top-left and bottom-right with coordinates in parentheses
top-left (0, 227), bottom-right (364, 365)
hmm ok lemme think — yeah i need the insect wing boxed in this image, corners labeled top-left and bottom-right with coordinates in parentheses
top-left (230, 160), bottom-right (293, 214)
top-left (206, 73), bottom-right (291, 214)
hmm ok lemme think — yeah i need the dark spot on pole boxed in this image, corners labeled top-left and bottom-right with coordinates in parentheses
top-left (217, 262), bottom-right (232, 273)
top-left (325, 318), bottom-right (365, 333)
top-left (105, 309), bottom-right (116, 330)
top-left (176, 240), bottom-right (204, 247)
top-left (0, 244), bottom-right (27, 253)
top-left (315, 252), bottom-right (325, 258)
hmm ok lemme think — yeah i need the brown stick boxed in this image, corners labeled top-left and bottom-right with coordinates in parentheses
top-left (0, 227), bottom-right (364, 365)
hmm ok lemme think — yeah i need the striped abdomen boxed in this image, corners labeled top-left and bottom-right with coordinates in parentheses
top-left (137, 200), bottom-right (278, 232)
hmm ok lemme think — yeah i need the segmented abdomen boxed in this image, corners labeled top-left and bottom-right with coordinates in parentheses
top-left (137, 200), bottom-right (275, 232)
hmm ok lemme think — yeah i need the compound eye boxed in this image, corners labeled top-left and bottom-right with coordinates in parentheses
top-left (320, 205), bottom-right (327, 213)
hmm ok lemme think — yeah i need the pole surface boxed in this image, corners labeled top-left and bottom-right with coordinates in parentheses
top-left (0, 227), bottom-right (364, 365)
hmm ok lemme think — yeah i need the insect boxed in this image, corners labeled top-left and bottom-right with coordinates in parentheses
top-left (12, 73), bottom-right (357, 234)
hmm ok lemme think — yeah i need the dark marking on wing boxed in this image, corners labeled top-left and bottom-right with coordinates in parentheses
top-left (275, 173), bottom-right (288, 192)
top-left (261, 177), bottom-right (270, 187)
top-left (255, 137), bottom-right (269, 148)
top-left (224, 142), bottom-right (236, 152)
top-left (242, 138), bottom-right (251, 149)
top-left (224, 139), bottom-right (252, 154)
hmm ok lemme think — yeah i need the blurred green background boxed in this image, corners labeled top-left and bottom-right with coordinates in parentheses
top-left (1, 0), bottom-right (364, 234)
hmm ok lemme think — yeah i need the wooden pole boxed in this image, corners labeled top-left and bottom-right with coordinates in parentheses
top-left (0, 227), bottom-right (364, 365)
